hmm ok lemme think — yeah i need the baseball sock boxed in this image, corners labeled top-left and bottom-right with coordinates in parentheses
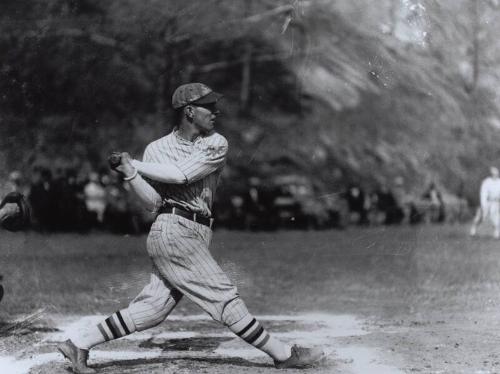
top-left (71, 309), bottom-right (136, 350)
top-left (228, 314), bottom-right (292, 362)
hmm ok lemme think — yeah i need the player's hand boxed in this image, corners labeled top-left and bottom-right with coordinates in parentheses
top-left (115, 152), bottom-right (136, 179)
top-left (120, 152), bottom-right (132, 163)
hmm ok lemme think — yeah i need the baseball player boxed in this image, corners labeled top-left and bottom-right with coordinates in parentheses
top-left (57, 83), bottom-right (325, 373)
top-left (470, 166), bottom-right (500, 238)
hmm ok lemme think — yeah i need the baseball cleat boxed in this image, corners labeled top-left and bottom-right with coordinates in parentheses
top-left (57, 339), bottom-right (96, 374)
top-left (274, 345), bottom-right (326, 369)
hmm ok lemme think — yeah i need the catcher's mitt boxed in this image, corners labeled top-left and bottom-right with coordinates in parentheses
top-left (0, 192), bottom-right (31, 232)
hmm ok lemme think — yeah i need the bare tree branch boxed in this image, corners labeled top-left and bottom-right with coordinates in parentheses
top-left (244, 4), bottom-right (295, 23)
top-left (194, 51), bottom-right (313, 73)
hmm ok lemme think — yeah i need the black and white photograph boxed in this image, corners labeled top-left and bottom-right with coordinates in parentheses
top-left (1, 0), bottom-right (500, 373)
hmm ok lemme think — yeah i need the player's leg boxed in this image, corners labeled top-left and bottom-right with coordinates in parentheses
top-left (71, 266), bottom-right (182, 349)
top-left (221, 299), bottom-right (324, 369)
top-left (492, 202), bottom-right (500, 239)
top-left (58, 266), bottom-right (182, 373)
top-left (470, 206), bottom-right (483, 236)
top-left (152, 215), bottom-right (324, 368)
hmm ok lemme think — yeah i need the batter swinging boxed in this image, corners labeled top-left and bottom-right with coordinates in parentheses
top-left (57, 83), bottom-right (325, 373)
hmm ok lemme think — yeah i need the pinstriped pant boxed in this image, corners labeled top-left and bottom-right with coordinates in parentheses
top-left (127, 214), bottom-right (249, 331)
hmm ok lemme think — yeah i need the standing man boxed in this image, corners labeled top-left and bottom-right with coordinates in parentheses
top-left (57, 83), bottom-right (325, 373)
top-left (470, 166), bottom-right (500, 238)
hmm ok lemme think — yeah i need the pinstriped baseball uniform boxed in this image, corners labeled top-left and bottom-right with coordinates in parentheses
top-left (118, 129), bottom-right (251, 334)
top-left (144, 129), bottom-right (226, 217)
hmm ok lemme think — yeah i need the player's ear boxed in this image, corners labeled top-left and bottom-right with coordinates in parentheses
top-left (185, 105), bottom-right (195, 120)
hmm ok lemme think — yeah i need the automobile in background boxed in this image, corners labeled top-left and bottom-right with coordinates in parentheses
top-left (271, 174), bottom-right (347, 230)
top-left (214, 174), bottom-right (348, 230)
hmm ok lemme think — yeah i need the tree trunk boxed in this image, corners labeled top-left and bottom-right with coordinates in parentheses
top-left (389, 0), bottom-right (398, 35)
top-left (240, 41), bottom-right (252, 114)
top-left (467, 0), bottom-right (480, 93)
top-left (239, 0), bottom-right (253, 115)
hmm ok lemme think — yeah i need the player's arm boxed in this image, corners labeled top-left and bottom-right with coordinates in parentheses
top-left (130, 137), bottom-right (228, 184)
top-left (130, 160), bottom-right (187, 184)
top-left (112, 154), bottom-right (163, 212)
top-left (174, 136), bottom-right (228, 183)
top-left (126, 174), bottom-right (163, 212)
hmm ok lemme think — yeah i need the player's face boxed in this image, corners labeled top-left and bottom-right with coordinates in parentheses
top-left (191, 104), bottom-right (219, 133)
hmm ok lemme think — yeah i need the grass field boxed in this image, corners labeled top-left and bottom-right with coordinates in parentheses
top-left (2, 224), bottom-right (500, 373)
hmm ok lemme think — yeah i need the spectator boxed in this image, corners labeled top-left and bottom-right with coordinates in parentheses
top-left (373, 184), bottom-right (405, 225)
top-left (29, 167), bottom-right (58, 231)
top-left (421, 182), bottom-right (446, 223)
top-left (59, 168), bottom-right (90, 231)
top-left (345, 184), bottom-right (369, 225)
top-left (84, 172), bottom-right (107, 227)
top-left (4, 171), bottom-right (28, 195)
top-left (102, 173), bottom-right (133, 233)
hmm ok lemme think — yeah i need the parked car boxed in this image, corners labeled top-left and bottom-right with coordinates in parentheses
top-left (271, 174), bottom-right (346, 230)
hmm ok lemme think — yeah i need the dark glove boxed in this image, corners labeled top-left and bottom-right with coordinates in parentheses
top-left (0, 192), bottom-right (31, 232)
top-left (108, 152), bottom-right (122, 170)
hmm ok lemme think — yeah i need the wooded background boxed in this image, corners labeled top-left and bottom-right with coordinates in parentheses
top-left (1, 0), bottom-right (500, 202)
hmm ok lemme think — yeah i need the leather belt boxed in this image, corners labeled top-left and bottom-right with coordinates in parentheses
top-left (159, 204), bottom-right (214, 229)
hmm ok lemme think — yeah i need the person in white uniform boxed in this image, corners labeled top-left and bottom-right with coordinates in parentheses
top-left (470, 166), bottom-right (500, 238)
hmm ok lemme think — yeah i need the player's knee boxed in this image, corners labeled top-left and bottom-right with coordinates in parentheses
top-left (220, 296), bottom-right (250, 326)
top-left (131, 304), bottom-right (169, 331)
top-left (128, 293), bottom-right (180, 331)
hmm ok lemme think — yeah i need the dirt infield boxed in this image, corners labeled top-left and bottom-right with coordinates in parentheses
top-left (2, 225), bottom-right (500, 373)
top-left (0, 313), bottom-right (405, 373)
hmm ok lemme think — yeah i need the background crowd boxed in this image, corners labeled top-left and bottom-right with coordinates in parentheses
top-left (0, 165), bottom-right (470, 235)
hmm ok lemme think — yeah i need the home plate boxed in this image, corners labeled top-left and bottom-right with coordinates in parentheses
top-left (1, 313), bottom-right (404, 373)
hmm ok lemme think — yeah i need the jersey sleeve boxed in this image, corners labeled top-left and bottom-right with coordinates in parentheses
top-left (176, 135), bottom-right (228, 184)
top-left (142, 144), bottom-right (153, 162)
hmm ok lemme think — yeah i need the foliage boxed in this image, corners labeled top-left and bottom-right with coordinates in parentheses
top-left (1, 0), bottom-right (500, 202)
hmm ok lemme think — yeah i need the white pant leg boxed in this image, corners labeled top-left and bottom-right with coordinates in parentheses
top-left (127, 265), bottom-right (182, 331)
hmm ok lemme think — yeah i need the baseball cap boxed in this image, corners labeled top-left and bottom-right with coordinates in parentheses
top-left (172, 83), bottom-right (223, 109)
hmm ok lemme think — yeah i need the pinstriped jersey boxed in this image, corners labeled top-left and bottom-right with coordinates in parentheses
top-left (143, 129), bottom-right (228, 217)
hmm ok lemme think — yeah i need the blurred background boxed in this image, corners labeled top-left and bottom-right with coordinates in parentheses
top-left (1, 0), bottom-right (500, 234)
